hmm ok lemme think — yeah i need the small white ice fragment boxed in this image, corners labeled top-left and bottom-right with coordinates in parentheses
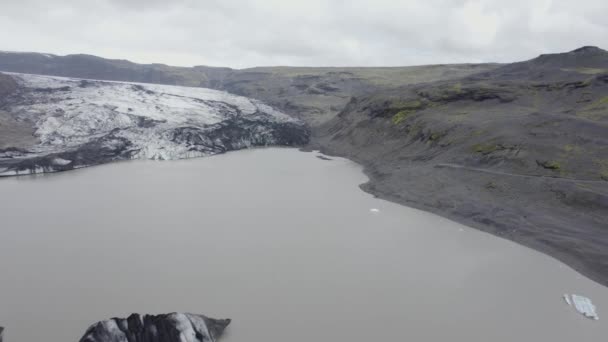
top-left (52, 158), bottom-right (72, 166)
top-left (370, 208), bottom-right (380, 213)
top-left (563, 294), bottom-right (572, 306)
top-left (564, 294), bottom-right (599, 320)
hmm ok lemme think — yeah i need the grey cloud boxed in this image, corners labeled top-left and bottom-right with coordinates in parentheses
top-left (0, 0), bottom-right (607, 68)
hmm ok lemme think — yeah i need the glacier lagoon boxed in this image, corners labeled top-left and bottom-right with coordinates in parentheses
top-left (0, 148), bottom-right (606, 342)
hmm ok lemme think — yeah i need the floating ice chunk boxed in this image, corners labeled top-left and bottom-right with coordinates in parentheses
top-left (564, 294), bottom-right (599, 320)
top-left (52, 158), bottom-right (72, 166)
top-left (563, 294), bottom-right (572, 306)
top-left (370, 208), bottom-right (380, 213)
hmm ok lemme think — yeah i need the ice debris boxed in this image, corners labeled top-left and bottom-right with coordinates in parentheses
top-left (563, 294), bottom-right (599, 320)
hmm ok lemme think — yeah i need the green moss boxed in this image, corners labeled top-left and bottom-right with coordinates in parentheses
top-left (595, 159), bottom-right (608, 181)
top-left (391, 99), bottom-right (425, 124)
top-left (561, 67), bottom-right (608, 75)
top-left (538, 160), bottom-right (561, 170)
top-left (429, 132), bottom-right (444, 141)
top-left (452, 82), bottom-right (463, 93)
top-left (472, 143), bottom-right (500, 154)
top-left (562, 144), bottom-right (583, 155)
top-left (392, 109), bottom-right (415, 124)
top-left (589, 96), bottom-right (608, 108)
top-left (408, 122), bottom-right (424, 135)
top-left (470, 130), bottom-right (485, 137)
top-left (581, 77), bottom-right (594, 87)
top-left (395, 99), bottom-right (423, 110)
top-left (578, 96), bottom-right (608, 120)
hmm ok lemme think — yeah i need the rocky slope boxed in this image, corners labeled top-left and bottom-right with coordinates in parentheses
top-left (0, 73), bottom-right (308, 176)
top-left (80, 313), bottom-right (230, 342)
top-left (315, 46), bottom-right (608, 286)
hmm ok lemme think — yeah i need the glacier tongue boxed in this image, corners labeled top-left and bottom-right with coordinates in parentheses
top-left (0, 73), bottom-right (309, 175)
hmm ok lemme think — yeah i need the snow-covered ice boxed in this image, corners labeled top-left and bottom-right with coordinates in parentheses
top-left (564, 294), bottom-right (599, 320)
top-left (0, 73), bottom-right (309, 175)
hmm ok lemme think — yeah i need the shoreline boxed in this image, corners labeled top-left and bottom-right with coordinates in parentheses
top-left (310, 141), bottom-right (608, 288)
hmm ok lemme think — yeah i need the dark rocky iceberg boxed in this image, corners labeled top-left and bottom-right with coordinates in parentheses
top-left (0, 326), bottom-right (4, 342)
top-left (79, 313), bottom-right (231, 342)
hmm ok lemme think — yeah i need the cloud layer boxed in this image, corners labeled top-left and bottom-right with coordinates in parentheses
top-left (1, 0), bottom-right (606, 68)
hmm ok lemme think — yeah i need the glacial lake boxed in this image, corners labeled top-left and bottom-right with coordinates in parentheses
top-left (0, 148), bottom-right (606, 341)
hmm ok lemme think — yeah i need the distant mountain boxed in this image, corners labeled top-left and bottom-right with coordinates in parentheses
top-left (477, 46), bottom-right (608, 80)
top-left (0, 51), bottom-right (220, 86)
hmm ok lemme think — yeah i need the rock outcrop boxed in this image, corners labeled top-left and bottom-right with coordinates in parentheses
top-left (0, 326), bottom-right (4, 342)
top-left (80, 313), bottom-right (231, 342)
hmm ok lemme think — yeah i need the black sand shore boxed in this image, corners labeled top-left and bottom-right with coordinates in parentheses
top-left (309, 140), bottom-right (608, 287)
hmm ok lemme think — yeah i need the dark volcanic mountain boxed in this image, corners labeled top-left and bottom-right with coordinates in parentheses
top-left (0, 47), bottom-right (607, 286)
top-left (490, 46), bottom-right (608, 80)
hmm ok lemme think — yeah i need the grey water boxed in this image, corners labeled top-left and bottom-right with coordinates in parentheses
top-left (0, 148), bottom-right (606, 342)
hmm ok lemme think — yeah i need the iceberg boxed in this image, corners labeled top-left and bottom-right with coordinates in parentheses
top-left (563, 294), bottom-right (599, 320)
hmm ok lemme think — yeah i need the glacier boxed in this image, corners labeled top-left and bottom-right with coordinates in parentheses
top-left (0, 73), bottom-right (309, 176)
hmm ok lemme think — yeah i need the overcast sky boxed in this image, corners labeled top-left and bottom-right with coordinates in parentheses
top-left (0, 0), bottom-right (606, 68)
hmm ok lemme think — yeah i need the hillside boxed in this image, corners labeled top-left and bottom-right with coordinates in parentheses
top-left (316, 47), bottom-right (608, 285)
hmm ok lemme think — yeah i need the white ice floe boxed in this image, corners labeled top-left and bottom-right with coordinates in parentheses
top-left (370, 208), bottom-right (380, 213)
top-left (563, 294), bottom-right (599, 320)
